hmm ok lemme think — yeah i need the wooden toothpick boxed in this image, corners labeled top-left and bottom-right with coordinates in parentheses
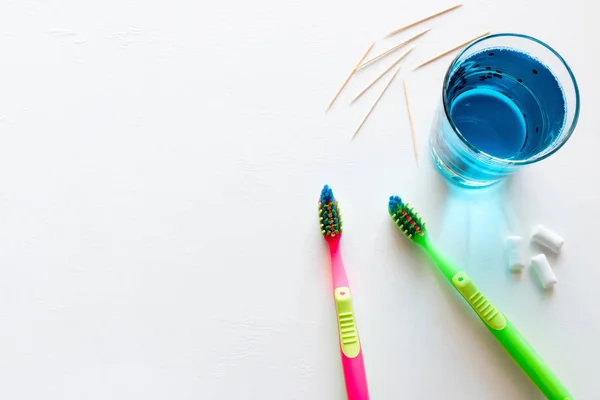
top-left (413, 31), bottom-right (491, 70)
top-left (357, 29), bottom-right (429, 70)
top-left (403, 79), bottom-right (419, 166)
top-left (326, 42), bottom-right (375, 112)
top-left (351, 47), bottom-right (414, 104)
top-left (387, 4), bottom-right (463, 37)
top-left (352, 66), bottom-right (401, 139)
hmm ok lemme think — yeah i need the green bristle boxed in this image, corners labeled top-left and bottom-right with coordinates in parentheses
top-left (319, 200), bottom-right (342, 237)
top-left (388, 196), bottom-right (426, 240)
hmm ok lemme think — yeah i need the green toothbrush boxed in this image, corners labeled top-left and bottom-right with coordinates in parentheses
top-left (388, 195), bottom-right (573, 400)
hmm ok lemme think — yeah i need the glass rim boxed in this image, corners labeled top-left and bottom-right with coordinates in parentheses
top-left (442, 33), bottom-right (580, 166)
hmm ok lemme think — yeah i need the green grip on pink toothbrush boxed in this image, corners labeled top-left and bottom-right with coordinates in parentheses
top-left (334, 287), bottom-right (360, 358)
top-left (334, 287), bottom-right (369, 400)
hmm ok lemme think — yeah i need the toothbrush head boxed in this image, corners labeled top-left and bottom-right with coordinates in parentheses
top-left (388, 195), bottom-right (427, 244)
top-left (319, 185), bottom-right (342, 239)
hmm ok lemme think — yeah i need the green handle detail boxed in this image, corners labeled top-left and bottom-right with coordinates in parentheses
top-left (452, 272), bottom-right (506, 330)
top-left (450, 271), bottom-right (572, 400)
top-left (334, 287), bottom-right (360, 358)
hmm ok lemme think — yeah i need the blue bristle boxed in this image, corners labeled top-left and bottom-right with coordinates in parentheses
top-left (388, 196), bottom-right (404, 213)
top-left (320, 185), bottom-right (335, 204)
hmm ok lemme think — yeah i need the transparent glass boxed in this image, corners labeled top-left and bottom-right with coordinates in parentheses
top-left (430, 33), bottom-right (580, 187)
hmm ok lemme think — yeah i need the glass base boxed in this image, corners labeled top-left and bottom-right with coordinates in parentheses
top-left (430, 145), bottom-right (502, 188)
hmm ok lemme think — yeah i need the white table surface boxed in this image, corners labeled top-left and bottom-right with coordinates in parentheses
top-left (0, 1), bottom-right (597, 399)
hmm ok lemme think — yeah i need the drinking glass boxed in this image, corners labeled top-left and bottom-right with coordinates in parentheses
top-left (430, 33), bottom-right (580, 187)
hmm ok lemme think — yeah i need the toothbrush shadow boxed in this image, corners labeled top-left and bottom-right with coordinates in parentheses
top-left (386, 222), bottom-right (428, 278)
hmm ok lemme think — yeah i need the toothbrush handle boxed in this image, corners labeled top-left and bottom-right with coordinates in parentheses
top-left (341, 351), bottom-right (369, 400)
top-left (489, 320), bottom-right (572, 400)
top-left (334, 287), bottom-right (369, 400)
top-left (451, 272), bottom-right (572, 400)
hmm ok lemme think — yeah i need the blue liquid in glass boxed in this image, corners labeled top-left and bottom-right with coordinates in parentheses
top-left (445, 48), bottom-right (566, 161)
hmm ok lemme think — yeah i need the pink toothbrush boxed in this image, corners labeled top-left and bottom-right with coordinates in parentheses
top-left (319, 185), bottom-right (370, 400)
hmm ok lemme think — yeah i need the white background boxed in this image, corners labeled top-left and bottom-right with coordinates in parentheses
top-left (0, 0), bottom-right (597, 399)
